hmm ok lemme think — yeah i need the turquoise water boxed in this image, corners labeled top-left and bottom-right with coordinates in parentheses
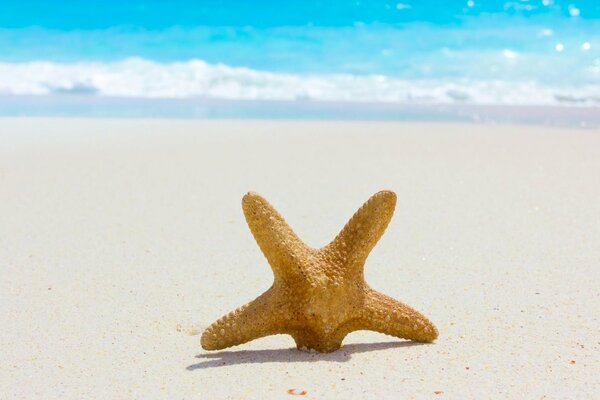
top-left (0, 1), bottom-right (598, 111)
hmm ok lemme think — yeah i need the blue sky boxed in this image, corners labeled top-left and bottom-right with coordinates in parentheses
top-left (1, 0), bottom-right (598, 29)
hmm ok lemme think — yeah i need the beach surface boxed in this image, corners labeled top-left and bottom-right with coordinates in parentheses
top-left (1, 118), bottom-right (599, 399)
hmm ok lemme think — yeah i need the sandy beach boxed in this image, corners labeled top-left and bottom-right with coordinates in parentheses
top-left (1, 118), bottom-right (599, 399)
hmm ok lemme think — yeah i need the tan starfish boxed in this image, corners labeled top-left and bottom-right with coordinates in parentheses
top-left (201, 190), bottom-right (438, 353)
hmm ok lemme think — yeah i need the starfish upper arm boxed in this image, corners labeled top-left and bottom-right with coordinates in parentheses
top-left (242, 192), bottom-right (312, 279)
top-left (323, 191), bottom-right (396, 271)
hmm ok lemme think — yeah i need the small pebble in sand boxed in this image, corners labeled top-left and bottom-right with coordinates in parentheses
top-left (434, 390), bottom-right (444, 395)
top-left (287, 388), bottom-right (307, 395)
top-left (570, 360), bottom-right (576, 364)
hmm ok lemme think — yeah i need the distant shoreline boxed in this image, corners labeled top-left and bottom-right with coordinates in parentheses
top-left (2, 95), bottom-right (599, 128)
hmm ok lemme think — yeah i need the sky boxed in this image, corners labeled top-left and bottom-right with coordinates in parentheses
top-left (1, 0), bottom-right (599, 29)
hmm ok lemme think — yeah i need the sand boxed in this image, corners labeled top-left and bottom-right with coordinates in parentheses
top-left (1, 118), bottom-right (599, 399)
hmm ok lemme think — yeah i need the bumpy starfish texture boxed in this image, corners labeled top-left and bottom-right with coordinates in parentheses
top-left (201, 190), bottom-right (438, 353)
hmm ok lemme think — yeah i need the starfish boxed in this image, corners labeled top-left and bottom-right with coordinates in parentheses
top-left (201, 190), bottom-right (438, 353)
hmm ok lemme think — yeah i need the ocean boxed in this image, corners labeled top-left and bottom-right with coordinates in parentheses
top-left (0, 0), bottom-right (598, 121)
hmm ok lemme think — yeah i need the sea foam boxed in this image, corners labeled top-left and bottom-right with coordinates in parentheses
top-left (0, 58), bottom-right (598, 106)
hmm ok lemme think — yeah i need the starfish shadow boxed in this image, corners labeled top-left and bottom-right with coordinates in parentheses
top-left (186, 340), bottom-right (429, 370)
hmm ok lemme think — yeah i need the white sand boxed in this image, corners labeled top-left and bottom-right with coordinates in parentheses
top-left (1, 118), bottom-right (599, 399)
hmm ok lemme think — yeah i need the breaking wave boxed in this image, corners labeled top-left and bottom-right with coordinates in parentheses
top-left (1, 58), bottom-right (598, 106)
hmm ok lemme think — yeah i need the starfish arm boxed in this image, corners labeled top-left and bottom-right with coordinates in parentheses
top-left (323, 191), bottom-right (396, 271)
top-left (242, 192), bottom-right (311, 279)
top-left (355, 289), bottom-right (438, 342)
top-left (201, 288), bottom-right (289, 350)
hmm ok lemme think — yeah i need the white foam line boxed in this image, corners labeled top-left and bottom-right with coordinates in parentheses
top-left (0, 58), bottom-right (598, 106)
